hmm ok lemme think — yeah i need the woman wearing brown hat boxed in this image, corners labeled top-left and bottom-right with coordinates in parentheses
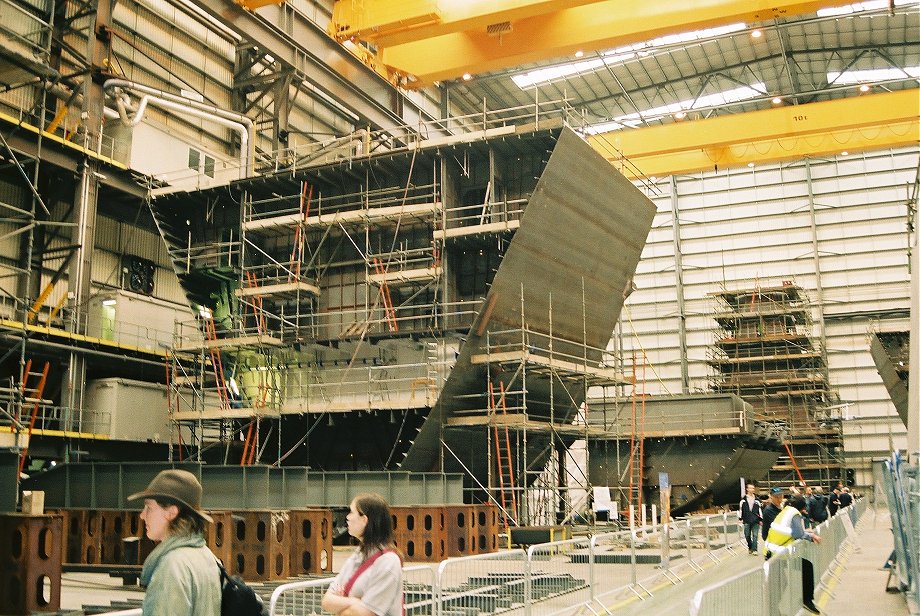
top-left (128, 469), bottom-right (222, 616)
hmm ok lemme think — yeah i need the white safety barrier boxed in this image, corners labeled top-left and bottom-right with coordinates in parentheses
top-left (95, 512), bottom-right (748, 616)
top-left (690, 498), bottom-right (868, 616)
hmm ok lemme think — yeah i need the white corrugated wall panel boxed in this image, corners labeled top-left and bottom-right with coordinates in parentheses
top-left (619, 146), bottom-right (916, 485)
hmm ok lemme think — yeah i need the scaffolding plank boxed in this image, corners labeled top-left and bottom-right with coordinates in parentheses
top-left (172, 406), bottom-right (281, 420)
top-left (367, 266), bottom-right (441, 286)
top-left (444, 413), bottom-right (614, 438)
top-left (279, 395), bottom-right (436, 414)
top-left (175, 335), bottom-right (284, 352)
top-left (235, 280), bottom-right (320, 298)
top-left (433, 219), bottom-right (520, 239)
top-left (243, 201), bottom-right (441, 231)
top-left (470, 349), bottom-right (625, 384)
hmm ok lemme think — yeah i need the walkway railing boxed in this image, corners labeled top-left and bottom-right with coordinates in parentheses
top-left (262, 512), bottom-right (743, 616)
top-left (94, 512), bottom-right (744, 615)
top-left (881, 450), bottom-right (919, 610)
top-left (690, 497), bottom-right (869, 616)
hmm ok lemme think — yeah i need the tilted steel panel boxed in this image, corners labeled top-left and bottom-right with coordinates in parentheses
top-left (474, 127), bottom-right (655, 349)
top-left (404, 127), bottom-right (656, 474)
top-left (869, 332), bottom-right (909, 426)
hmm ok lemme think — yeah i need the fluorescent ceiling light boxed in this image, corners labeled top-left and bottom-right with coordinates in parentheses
top-left (827, 66), bottom-right (920, 83)
top-left (817, 0), bottom-right (917, 17)
top-left (512, 23), bottom-right (746, 88)
top-left (584, 83), bottom-right (766, 135)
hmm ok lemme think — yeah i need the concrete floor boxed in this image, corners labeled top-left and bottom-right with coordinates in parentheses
top-left (596, 506), bottom-right (911, 615)
top-left (818, 508), bottom-right (910, 616)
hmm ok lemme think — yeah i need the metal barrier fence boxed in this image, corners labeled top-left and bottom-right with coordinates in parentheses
top-left (436, 549), bottom-right (528, 615)
top-left (527, 537), bottom-right (593, 615)
top-left (689, 498), bottom-right (869, 616)
top-left (94, 512), bottom-right (746, 616)
top-left (269, 576), bottom-right (333, 616)
top-left (689, 567), bottom-right (764, 616)
top-left (881, 450), bottom-right (919, 610)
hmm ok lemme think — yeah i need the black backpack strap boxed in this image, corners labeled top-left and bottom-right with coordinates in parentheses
top-left (216, 558), bottom-right (230, 586)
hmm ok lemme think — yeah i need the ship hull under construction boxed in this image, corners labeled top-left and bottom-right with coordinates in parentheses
top-left (586, 393), bottom-right (784, 516)
top-left (151, 121), bottom-right (658, 524)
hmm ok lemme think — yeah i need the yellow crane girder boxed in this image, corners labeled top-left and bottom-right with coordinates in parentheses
top-left (588, 90), bottom-right (920, 179)
top-left (330, 1), bottom-right (596, 46)
top-left (236, 0), bottom-right (285, 9)
top-left (369, 0), bottom-right (855, 87)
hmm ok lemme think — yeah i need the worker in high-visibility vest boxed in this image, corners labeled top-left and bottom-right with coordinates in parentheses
top-left (764, 495), bottom-right (823, 614)
top-left (764, 495), bottom-right (822, 555)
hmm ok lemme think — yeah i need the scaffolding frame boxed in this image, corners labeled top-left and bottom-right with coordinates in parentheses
top-left (448, 286), bottom-right (628, 527)
top-left (708, 280), bottom-right (844, 489)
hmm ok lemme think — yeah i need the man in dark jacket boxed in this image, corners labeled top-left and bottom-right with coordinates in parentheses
top-left (838, 486), bottom-right (853, 509)
top-left (808, 486), bottom-right (828, 523)
top-left (829, 487), bottom-right (841, 517)
top-left (738, 483), bottom-right (763, 554)
top-left (761, 487), bottom-right (785, 550)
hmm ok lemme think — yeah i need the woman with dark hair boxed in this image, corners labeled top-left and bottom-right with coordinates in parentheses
top-left (322, 493), bottom-right (403, 616)
top-left (128, 469), bottom-right (221, 616)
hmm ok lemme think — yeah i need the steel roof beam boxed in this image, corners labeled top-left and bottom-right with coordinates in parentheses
top-left (375, 0), bottom-right (856, 87)
top-left (588, 90), bottom-right (920, 178)
top-left (188, 0), bottom-right (442, 139)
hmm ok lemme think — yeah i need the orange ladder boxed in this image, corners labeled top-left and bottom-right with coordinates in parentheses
top-left (244, 271), bottom-right (267, 335)
top-left (372, 258), bottom-right (398, 332)
top-left (202, 316), bottom-right (230, 409)
top-left (240, 418), bottom-right (260, 466)
top-left (289, 181), bottom-right (312, 282)
top-left (627, 352), bottom-right (646, 515)
top-left (489, 381), bottom-right (518, 528)
top-left (17, 360), bottom-right (50, 475)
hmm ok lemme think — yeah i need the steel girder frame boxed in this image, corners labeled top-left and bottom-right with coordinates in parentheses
top-left (23, 462), bottom-right (465, 510)
top-left (588, 89), bottom-right (920, 179)
top-left (189, 0), bottom-right (444, 141)
top-left (366, 0), bottom-right (854, 87)
top-left (402, 127), bottom-right (657, 487)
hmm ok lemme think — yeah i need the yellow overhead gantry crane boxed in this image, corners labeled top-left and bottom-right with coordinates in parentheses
top-left (591, 90), bottom-right (920, 179)
top-left (329, 0), bottom-right (857, 87)
top-left (326, 1), bottom-right (917, 176)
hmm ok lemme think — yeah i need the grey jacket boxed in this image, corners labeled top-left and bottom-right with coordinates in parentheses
top-left (140, 533), bottom-right (221, 616)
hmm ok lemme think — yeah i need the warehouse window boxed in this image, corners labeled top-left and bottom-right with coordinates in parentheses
top-left (204, 155), bottom-right (215, 178)
top-left (188, 148), bottom-right (200, 170)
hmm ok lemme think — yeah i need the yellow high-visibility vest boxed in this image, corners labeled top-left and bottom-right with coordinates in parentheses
top-left (764, 505), bottom-right (800, 555)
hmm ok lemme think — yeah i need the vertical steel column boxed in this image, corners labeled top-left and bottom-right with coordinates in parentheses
top-left (908, 216), bottom-right (919, 461)
top-left (61, 0), bottom-right (112, 444)
top-left (670, 177), bottom-right (690, 393)
top-left (805, 160), bottom-right (830, 376)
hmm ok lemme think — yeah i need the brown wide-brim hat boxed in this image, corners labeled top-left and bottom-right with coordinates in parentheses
top-left (128, 469), bottom-right (213, 523)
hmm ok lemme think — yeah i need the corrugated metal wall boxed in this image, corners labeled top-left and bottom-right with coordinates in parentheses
top-left (621, 146), bottom-right (917, 485)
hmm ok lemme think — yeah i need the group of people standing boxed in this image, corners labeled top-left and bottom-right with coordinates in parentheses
top-left (127, 469), bottom-right (403, 616)
top-left (737, 481), bottom-right (855, 615)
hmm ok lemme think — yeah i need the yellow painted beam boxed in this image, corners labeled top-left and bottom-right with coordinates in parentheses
top-left (588, 90), bottom-right (920, 179)
top-left (331, 0), bottom-right (442, 42)
top-left (236, 0), bottom-right (284, 9)
top-left (330, 1), bottom-right (597, 47)
top-left (377, 0), bottom-right (854, 87)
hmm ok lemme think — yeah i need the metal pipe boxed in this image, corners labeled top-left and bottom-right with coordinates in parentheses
top-left (116, 94), bottom-right (248, 178)
top-left (43, 82), bottom-right (120, 120)
top-left (103, 78), bottom-right (254, 176)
